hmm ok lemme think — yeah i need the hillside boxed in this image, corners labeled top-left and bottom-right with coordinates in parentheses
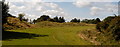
top-left (3, 17), bottom-right (34, 30)
top-left (2, 22), bottom-right (95, 45)
top-left (78, 16), bottom-right (120, 45)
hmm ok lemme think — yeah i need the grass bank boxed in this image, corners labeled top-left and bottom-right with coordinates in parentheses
top-left (3, 24), bottom-right (95, 45)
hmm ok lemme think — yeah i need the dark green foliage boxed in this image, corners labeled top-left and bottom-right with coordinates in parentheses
top-left (35, 15), bottom-right (50, 22)
top-left (2, 1), bottom-right (15, 30)
top-left (77, 19), bottom-right (80, 22)
top-left (33, 19), bottom-right (36, 24)
top-left (96, 16), bottom-right (120, 42)
top-left (48, 18), bottom-right (54, 22)
top-left (58, 17), bottom-right (65, 23)
top-left (81, 18), bottom-right (101, 24)
top-left (106, 16), bottom-right (120, 40)
top-left (81, 19), bottom-right (88, 23)
top-left (18, 13), bottom-right (29, 22)
top-left (2, 2), bottom-right (12, 24)
top-left (18, 13), bottom-right (25, 21)
top-left (35, 15), bottom-right (65, 23)
top-left (96, 18), bottom-right (101, 24)
top-left (53, 16), bottom-right (59, 22)
top-left (70, 18), bottom-right (80, 23)
top-left (103, 16), bottom-right (115, 22)
top-left (96, 16), bottom-right (116, 32)
top-left (30, 19), bottom-right (32, 24)
top-left (96, 21), bottom-right (109, 32)
top-left (23, 18), bottom-right (28, 22)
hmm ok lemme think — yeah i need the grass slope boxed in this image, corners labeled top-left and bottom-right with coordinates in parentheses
top-left (3, 22), bottom-right (95, 45)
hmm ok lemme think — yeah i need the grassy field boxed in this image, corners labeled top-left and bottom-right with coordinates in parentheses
top-left (3, 22), bottom-right (96, 45)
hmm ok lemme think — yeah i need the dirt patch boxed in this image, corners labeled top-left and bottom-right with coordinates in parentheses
top-left (77, 30), bottom-right (101, 45)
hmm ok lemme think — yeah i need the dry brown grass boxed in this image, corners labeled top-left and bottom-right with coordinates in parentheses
top-left (78, 29), bottom-right (101, 45)
top-left (3, 17), bottom-right (32, 30)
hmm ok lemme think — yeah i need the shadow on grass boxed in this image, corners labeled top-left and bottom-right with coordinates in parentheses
top-left (3, 31), bottom-right (49, 41)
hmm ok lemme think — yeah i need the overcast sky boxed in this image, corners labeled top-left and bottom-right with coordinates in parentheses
top-left (5, 0), bottom-right (119, 21)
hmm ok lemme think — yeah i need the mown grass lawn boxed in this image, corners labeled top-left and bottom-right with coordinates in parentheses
top-left (2, 25), bottom-right (95, 45)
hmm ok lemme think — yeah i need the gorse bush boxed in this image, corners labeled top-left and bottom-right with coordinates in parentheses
top-left (96, 16), bottom-right (116, 32)
top-left (106, 16), bottom-right (120, 40)
top-left (3, 17), bottom-right (32, 30)
top-left (80, 16), bottom-right (120, 45)
top-left (96, 16), bottom-right (120, 44)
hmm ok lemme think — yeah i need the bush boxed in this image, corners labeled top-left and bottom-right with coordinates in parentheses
top-left (96, 16), bottom-right (120, 43)
top-left (105, 16), bottom-right (120, 40)
top-left (96, 21), bottom-right (109, 32)
top-left (3, 17), bottom-right (32, 30)
top-left (96, 16), bottom-right (116, 32)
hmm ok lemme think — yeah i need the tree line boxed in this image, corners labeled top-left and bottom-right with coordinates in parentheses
top-left (33, 15), bottom-right (65, 24)
top-left (32, 15), bottom-right (101, 24)
top-left (81, 18), bottom-right (101, 24)
top-left (17, 13), bottom-right (101, 24)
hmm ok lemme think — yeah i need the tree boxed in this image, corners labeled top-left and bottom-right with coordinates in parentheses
top-left (30, 19), bottom-right (32, 24)
top-left (81, 19), bottom-right (88, 23)
top-left (58, 17), bottom-right (65, 23)
top-left (58, 17), bottom-right (62, 23)
top-left (35, 15), bottom-right (50, 22)
top-left (48, 18), bottom-right (54, 22)
top-left (77, 19), bottom-right (80, 22)
top-left (70, 18), bottom-right (77, 22)
top-left (18, 13), bottom-right (25, 21)
top-left (61, 17), bottom-right (65, 23)
top-left (53, 16), bottom-right (59, 22)
top-left (103, 16), bottom-right (115, 22)
top-left (33, 19), bottom-right (36, 24)
top-left (70, 18), bottom-right (80, 23)
top-left (2, 2), bottom-right (13, 24)
top-left (2, 2), bottom-right (9, 17)
top-left (35, 15), bottom-right (65, 23)
top-left (81, 18), bottom-right (100, 24)
top-left (2, 1), bottom-right (15, 31)
top-left (95, 18), bottom-right (101, 24)
top-left (23, 18), bottom-right (28, 22)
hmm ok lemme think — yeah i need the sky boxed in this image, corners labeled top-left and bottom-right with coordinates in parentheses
top-left (5, 0), bottom-right (119, 21)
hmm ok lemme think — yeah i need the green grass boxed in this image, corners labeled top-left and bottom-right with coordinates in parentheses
top-left (3, 24), bottom-right (95, 45)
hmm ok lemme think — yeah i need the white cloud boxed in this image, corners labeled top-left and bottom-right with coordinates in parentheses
top-left (18, 6), bottom-right (25, 9)
top-left (104, 3), bottom-right (118, 12)
top-left (39, 2), bottom-right (63, 11)
top-left (72, 0), bottom-right (118, 16)
top-left (90, 7), bottom-right (103, 15)
top-left (36, 6), bottom-right (46, 12)
top-left (90, 3), bottom-right (118, 16)
top-left (5, 0), bottom-right (119, 2)
top-left (73, 0), bottom-right (119, 8)
top-left (46, 3), bottom-right (58, 9)
top-left (6, 0), bottom-right (42, 2)
top-left (73, 0), bottom-right (91, 8)
top-left (24, 14), bottom-right (40, 20)
top-left (8, 2), bottom-right (68, 20)
top-left (42, 10), bottom-right (67, 16)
